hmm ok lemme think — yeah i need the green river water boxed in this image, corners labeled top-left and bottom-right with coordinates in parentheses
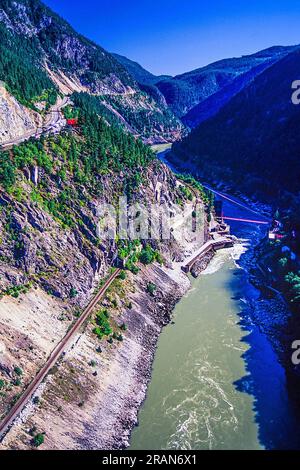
top-left (130, 151), bottom-right (300, 450)
top-left (130, 248), bottom-right (263, 450)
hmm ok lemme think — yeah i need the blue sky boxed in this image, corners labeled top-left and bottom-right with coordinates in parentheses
top-left (44, 0), bottom-right (300, 76)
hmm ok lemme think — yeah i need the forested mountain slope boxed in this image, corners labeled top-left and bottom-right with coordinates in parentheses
top-left (172, 48), bottom-right (300, 199)
top-left (156, 46), bottom-right (298, 118)
top-left (112, 53), bottom-right (170, 86)
top-left (0, 0), bottom-right (184, 142)
top-left (181, 59), bottom-right (285, 128)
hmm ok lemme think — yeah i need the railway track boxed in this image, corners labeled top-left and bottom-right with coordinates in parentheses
top-left (0, 268), bottom-right (121, 440)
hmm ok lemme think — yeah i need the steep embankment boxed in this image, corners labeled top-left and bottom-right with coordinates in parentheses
top-left (0, 146), bottom-right (206, 449)
top-left (1, 264), bottom-right (189, 450)
top-left (0, 105), bottom-right (189, 305)
top-left (0, 91), bottom-right (209, 449)
top-left (0, 85), bottom-right (42, 144)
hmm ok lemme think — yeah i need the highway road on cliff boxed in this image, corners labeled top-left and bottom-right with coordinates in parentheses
top-left (0, 96), bottom-right (69, 150)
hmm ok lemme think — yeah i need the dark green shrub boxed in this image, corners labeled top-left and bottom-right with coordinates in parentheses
top-left (14, 367), bottom-right (23, 377)
top-left (33, 433), bottom-right (44, 448)
top-left (140, 245), bottom-right (155, 265)
top-left (130, 264), bottom-right (139, 275)
top-left (69, 287), bottom-right (78, 299)
top-left (147, 282), bottom-right (157, 296)
top-left (93, 309), bottom-right (112, 340)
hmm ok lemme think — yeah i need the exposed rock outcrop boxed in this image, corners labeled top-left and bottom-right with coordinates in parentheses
top-left (0, 86), bottom-right (42, 144)
top-left (190, 251), bottom-right (215, 278)
top-left (0, 0), bottom-right (185, 142)
top-left (0, 159), bottom-right (190, 306)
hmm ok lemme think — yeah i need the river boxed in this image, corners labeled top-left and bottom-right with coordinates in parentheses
top-left (130, 154), bottom-right (300, 450)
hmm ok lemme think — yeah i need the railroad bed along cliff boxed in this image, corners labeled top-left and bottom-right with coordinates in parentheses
top-left (0, 263), bottom-right (189, 450)
top-left (0, 117), bottom-right (210, 449)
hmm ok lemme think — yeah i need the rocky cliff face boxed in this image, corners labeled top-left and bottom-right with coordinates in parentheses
top-left (0, 85), bottom-right (42, 144)
top-left (0, 0), bottom-right (184, 142)
top-left (0, 0), bottom-right (134, 91)
top-left (0, 155), bottom-right (187, 307)
top-left (0, 135), bottom-right (205, 449)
